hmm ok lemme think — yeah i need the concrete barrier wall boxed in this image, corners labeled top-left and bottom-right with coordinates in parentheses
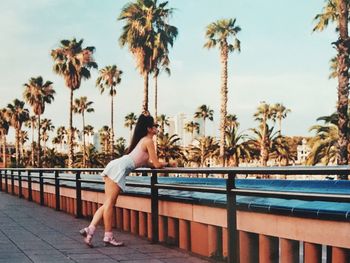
top-left (2, 178), bottom-right (350, 262)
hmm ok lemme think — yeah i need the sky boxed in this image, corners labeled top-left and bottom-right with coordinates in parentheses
top-left (0, 0), bottom-right (338, 143)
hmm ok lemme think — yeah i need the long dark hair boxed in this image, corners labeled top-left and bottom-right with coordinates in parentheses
top-left (126, 113), bottom-right (155, 154)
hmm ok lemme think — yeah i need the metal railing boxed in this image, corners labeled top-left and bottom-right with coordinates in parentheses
top-left (0, 166), bottom-right (349, 263)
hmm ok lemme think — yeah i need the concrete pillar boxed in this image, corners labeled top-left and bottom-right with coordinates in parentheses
top-left (167, 217), bottom-right (178, 245)
top-left (208, 225), bottom-right (218, 257)
top-left (222, 228), bottom-right (228, 259)
top-left (116, 207), bottom-right (123, 230)
top-left (332, 247), bottom-right (349, 263)
top-left (123, 209), bottom-right (130, 232)
top-left (147, 213), bottom-right (152, 240)
top-left (179, 219), bottom-right (190, 251)
top-left (130, 210), bottom-right (139, 234)
top-left (82, 201), bottom-right (87, 217)
top-left (86, 201), bottom-right (92, 217)
top-left (259, 234), bottom-right (278, 263)
top-left (280, 238), bottom-right (299, 263)
top-left (239, 231), bottom-right (258, 263)
top-left (139, 212), bottom-right (147, 237)
top-left (190, 222), bottom-right (209, 257)
top-left (111, 207), bottom-right (116, 228)
top-left (158, 215), bottom-right (167, 242)
top-left (304, 242), bottom-right (322, 263)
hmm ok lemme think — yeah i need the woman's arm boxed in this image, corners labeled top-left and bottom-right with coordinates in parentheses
top-left (144, 139), bottom-right (167, 168)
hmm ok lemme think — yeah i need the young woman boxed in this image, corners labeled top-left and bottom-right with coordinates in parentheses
top-left (80, 112), bottom-right (167, 247)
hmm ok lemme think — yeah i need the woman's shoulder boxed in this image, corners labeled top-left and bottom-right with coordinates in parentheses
top-left (140, 137), bottom-right (153, 147)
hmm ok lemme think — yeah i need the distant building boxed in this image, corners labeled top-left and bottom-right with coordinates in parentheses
top-left (296, 138), bottom-right (310, 164)
top-left (168, 113), bottom-right (204, 146)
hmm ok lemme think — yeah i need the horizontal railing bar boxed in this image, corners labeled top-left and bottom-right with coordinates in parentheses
top-left (232, 189), bottom-right (350, 202)
top-left (155, 183), bottom-right (227, 194)
top-left (78, 179), bottom-right (104, 184)
top-left (126, 182), bottom-right (151, 188)
top-left (57, 178), bottom-right (77, 182)
top-left (1, 165), bottom-right (349, 175)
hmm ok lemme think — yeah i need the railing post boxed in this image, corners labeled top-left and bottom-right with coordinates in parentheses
top-left (55, 171), bottom-right (60, 211)
top-left (28, 171), bottom-right (32, 201)
top-left (39, 171), bottom-right (44, 205)
top-left (18, 171), bottom-right (22, 198)
top-left (0, 170), bottom-right (2, 191)
top-left (4, 170), bottom-right (8, 193)
top-left (11, 170), bottom-right (14, 195)
top-left (227, 173), bottom-right (238, 263)
top-left (151, 171), bottom-right (159, 243)
top-left (76, 171), bottom-right (82, 218)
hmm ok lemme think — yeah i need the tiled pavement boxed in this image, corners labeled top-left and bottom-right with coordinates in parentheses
top-left (0, 191), bottom-right (212, 263)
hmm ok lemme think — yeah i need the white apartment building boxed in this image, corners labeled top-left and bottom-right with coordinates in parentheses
top-left (168, 113), bottom-right (204, 146)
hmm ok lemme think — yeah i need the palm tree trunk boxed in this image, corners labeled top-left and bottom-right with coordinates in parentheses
top-left (200, 138), bottom-right (204, 167)
top-left (219, 45), bottom-right (228, 167)
top-left (110, 93), bottom-right (114, 159)
top-left (336, 0), bottom-right (350, 180)
top-left (202, 119), bottom-right (206, 137)
top-left (261, 121), bottom-right (269, 167)
top-left (43, 134), bottom-right (47, 161)
top-left (15, 127), bottom-right (20, 167)
top-left (2, 134), bottom-right (6, 168)
top-left (31, 121), bottom-right (35, 166)
top-left (154, 76), bottom-right (159, 152)
top-left (37, 115), bottom-right (41, 167)
top-left (143, 72), bottom-right (149, 112)
top-left (154, 75), bottom-right (158, 120)
top-left (82, 112), bottom-right (86, 168)
top-left (68, 89), bottom-right (74, 168)
top-left (278, 118), bottom-right (282, 136)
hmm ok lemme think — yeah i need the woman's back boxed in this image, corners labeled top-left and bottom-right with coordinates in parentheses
top-left (128, 138), bottom-right (149, 167)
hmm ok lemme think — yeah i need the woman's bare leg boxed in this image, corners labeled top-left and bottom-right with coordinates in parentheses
top-left (89, 204), bottom-right (104, 227)
top-left (103, 176), bottom-right (121, 232)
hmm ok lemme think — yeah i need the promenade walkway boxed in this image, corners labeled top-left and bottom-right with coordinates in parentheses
top-left (0, 192), bottom-right (211, 263)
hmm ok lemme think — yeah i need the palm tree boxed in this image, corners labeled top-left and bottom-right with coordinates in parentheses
top-left (19, 130), bottom-right (29, 160)
top-left (52, 126), bottom-right (67, 152)
top-left (115, 137), bottom-right (127, 158)
top-left (253, 102), bottom-right (275, 166)
top-left (99, 126), bottom-right (111, 153)
top-left (270, 136), bottom-right (295, 166)
top-left (308, 123), bottom-right (338, 166)
top-left (157, 114), bottom-right (169, 134)
top-left (184, 121), bottom-right (200, 143)
top-left (0, 109), bottom-right (9, 168)
top-left (51, 38), bottom-right (97, 168)
top-left (73, 96), bottom-right (94, 167)
top-left (226, 114), bottom-right (239, 131)
top-left (40, 118), bottom-right (55, 161)
top-left (119, 0), bottom-right (177, 112)
top-left (25, 116), bottom-right (37, 166)
top-left (5, 99), bottom-right (29, 167)
top-left (84, 125), bottom-right (95, 147)
top-left (225, 124), bottom-right (251, 166)
top-left (157, 133), bottom-right (183, 163)
top-left (23, 76), bottom-right (55, 167)
top-left (204, 18), bottom-right (241, 166)
top-left (188, 136), bottom-right (219, 167)
top-left (313, 0), bottom-right (350, 168)
top-left (152, 24), bottom-right (178, 119)
top-left (96, 65), bottom-right (123, 156)
top-left (124, 113), bottom-right (138, 140)
top-left (194, 104), bottom-right (214, 136)
top-left (271, 103), bottom-right (291, 136)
